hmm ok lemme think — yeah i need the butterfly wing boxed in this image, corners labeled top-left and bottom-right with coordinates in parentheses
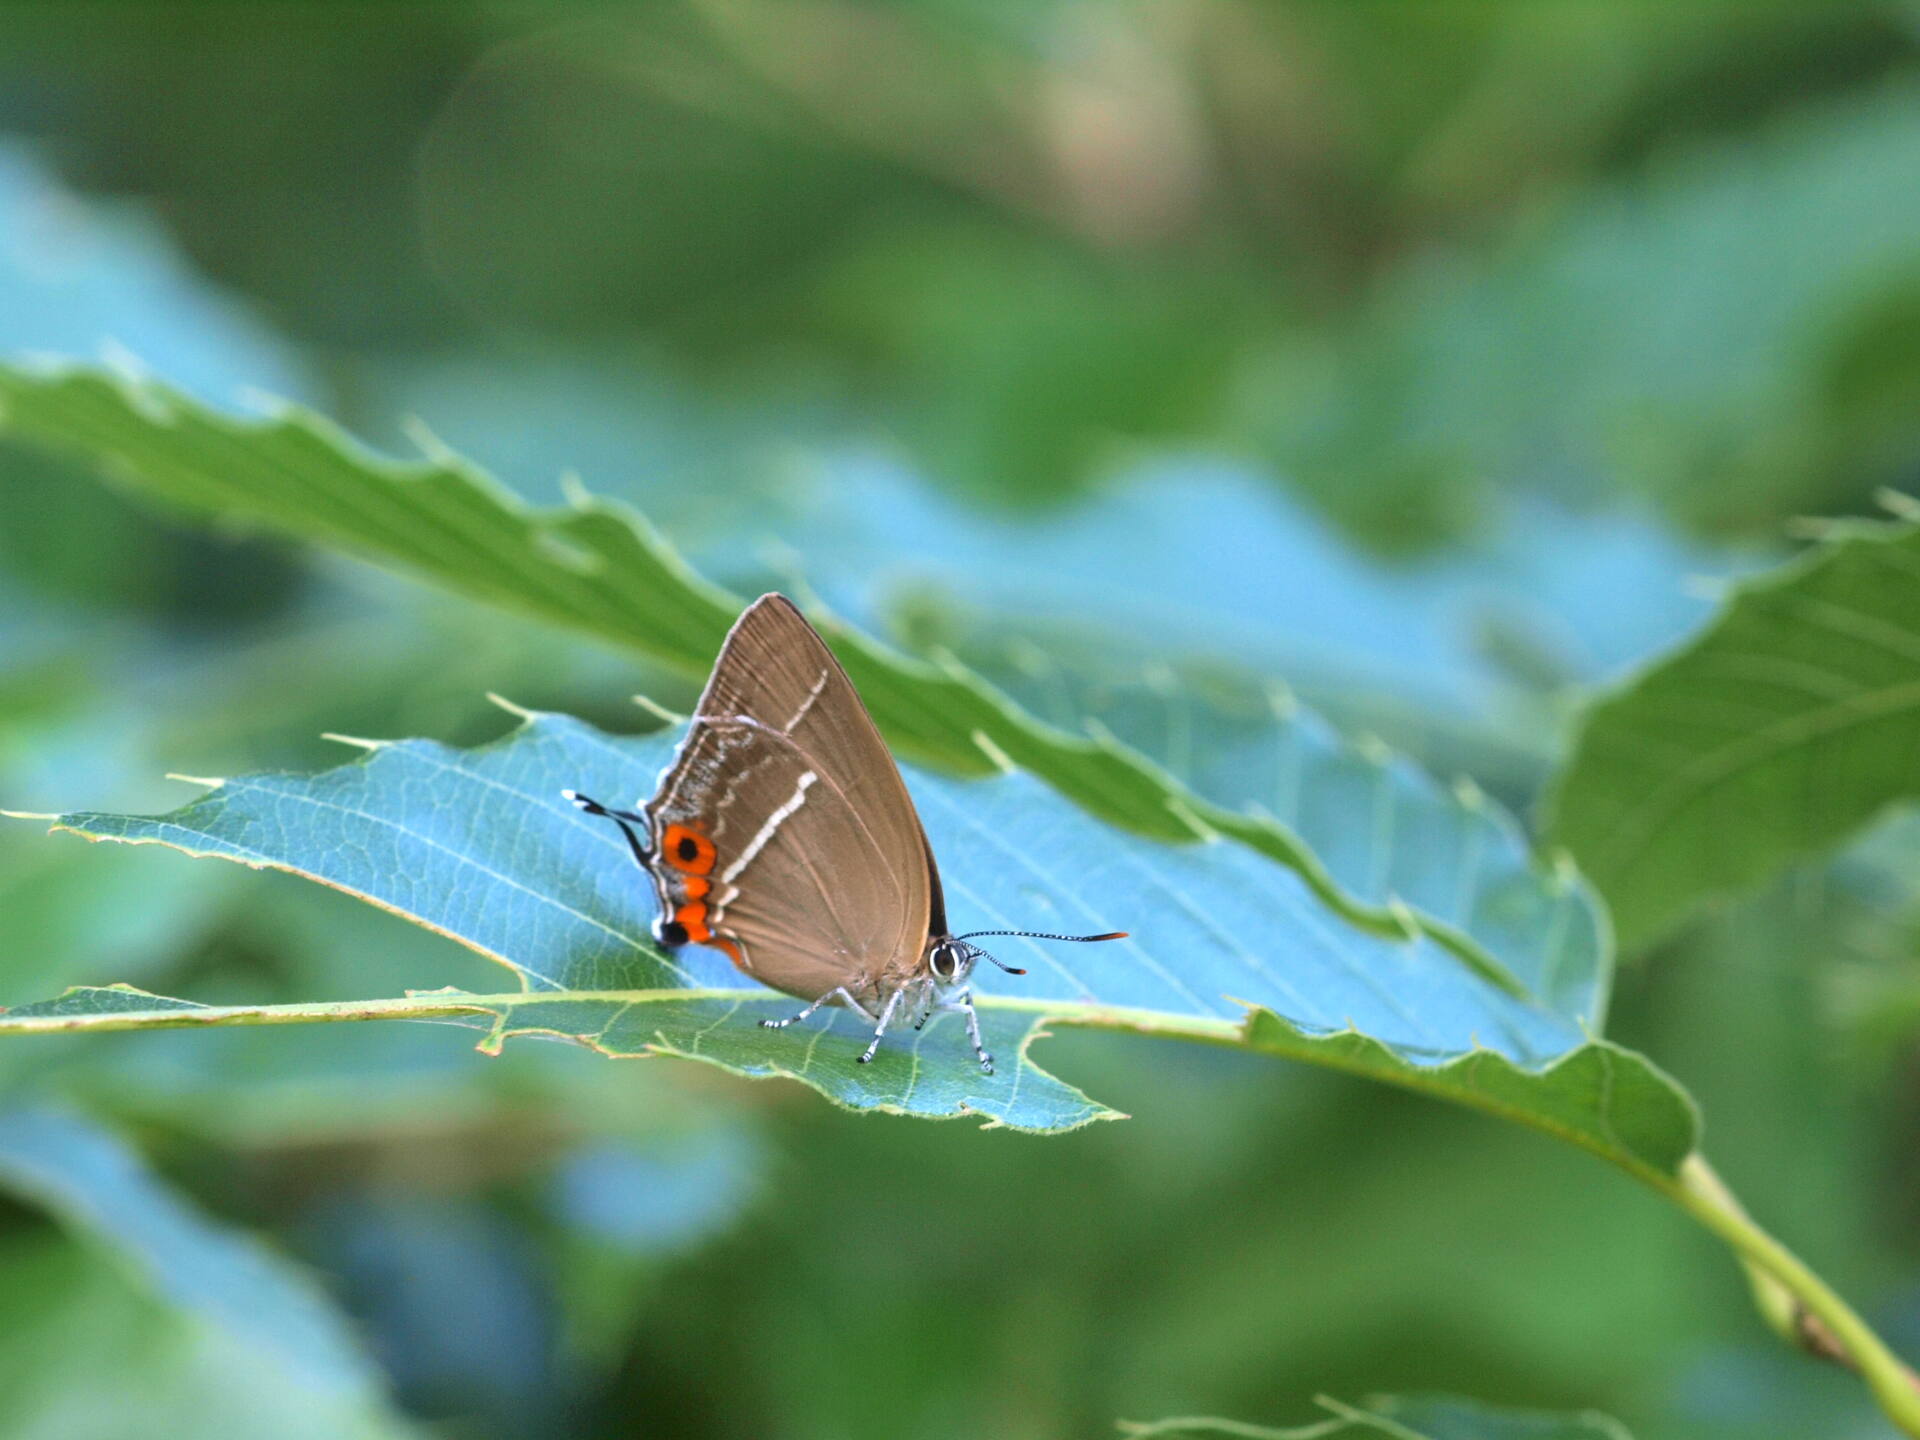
top-left (644, 596), bottom-right (935, 1002)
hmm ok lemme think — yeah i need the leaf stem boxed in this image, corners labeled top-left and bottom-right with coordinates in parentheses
top-left (0, 992), bottom-right (510, 1034)
top-left (1658, 1155), bottom-right (1920, 1435)
top-left (0, 987), bottom-right (1249, 1040)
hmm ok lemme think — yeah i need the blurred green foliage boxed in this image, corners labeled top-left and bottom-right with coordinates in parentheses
top-left (4, 5), bottom-right (1920, 1439)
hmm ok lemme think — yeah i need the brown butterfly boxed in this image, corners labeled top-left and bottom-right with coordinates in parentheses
top-left (565, 593), bottom-right (1125, 1072)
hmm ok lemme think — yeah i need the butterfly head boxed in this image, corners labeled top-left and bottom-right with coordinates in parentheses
top-left (929, 927), bottom-right (1129, 993)
top-left (926, 936), bottom-right (983, 991)
top-left (927, 931), bottom-right (1076, 993)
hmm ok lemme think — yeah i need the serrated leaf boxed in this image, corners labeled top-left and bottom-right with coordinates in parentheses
top-left (980, 654), bottom-right (1606, 1025)
top-left (3, 713), bottom-right (1695, 1172)
top-left (1123, 1393), bottom-right (1632, 1439)
top-left (0, 360), bottom-right (1597, 1003)
top-left (1549, 513), bottom-right (1920, 949)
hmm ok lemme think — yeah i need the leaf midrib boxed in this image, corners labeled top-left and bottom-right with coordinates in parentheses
top-left (0, 988), bottom-right (1245, 1041)
top-left (0, 988), bottom-right (1681, 1184)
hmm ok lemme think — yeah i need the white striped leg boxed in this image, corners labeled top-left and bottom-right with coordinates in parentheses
top-left (856, 988), bottom-right (906, 1065)
top-left (959, 991), bottom-right (994, 1074)
top-left (760, 986), bottom-right (871, 1030)
top-left (910, 993), bottom-right (994, 1072)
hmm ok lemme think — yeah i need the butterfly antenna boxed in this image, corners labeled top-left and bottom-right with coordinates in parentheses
top-left (955, 930), bottom-right (1128, 977)
top-left (968, 946), bottom-right (1026, 976)
top-left (954, 928), bottom-right (1129, 945)
top-left (563, 789), bottom-right (654, 871)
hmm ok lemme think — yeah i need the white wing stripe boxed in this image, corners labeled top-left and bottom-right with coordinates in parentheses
top-left (784, 670), bottom-right (832, 734)
top-left (713, 771), bottom-right (819, 916)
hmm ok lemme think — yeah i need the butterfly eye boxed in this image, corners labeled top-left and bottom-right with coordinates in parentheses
top-left (929, 942), bottom-right (968, 983)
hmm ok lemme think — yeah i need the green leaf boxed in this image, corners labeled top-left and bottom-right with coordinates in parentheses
top-left (1122, 1393), bottom-right (1633, 1439)
top-left (1549, 510), bottom-right (1920, 949)
top-left (0, 1106), bottom-right (417, 1439)
top-left (1249, 79), bottom-right (1920, 537)
top-left (3, 712), bottom-right (1695, 1172)
top-left (0, 360), bottom-right (1603, 1006)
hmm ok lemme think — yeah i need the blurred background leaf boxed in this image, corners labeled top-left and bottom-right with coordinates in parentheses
top-left (0, 1106), bottom-right (420, 1439)
top-left (5, 4), bottom-right (1920, 1438)
top-left (1550, 511), bottom-right (1920, 952)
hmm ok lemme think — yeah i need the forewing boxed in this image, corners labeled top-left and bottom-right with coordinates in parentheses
top-left (657, 592), bottom-right (937, 936)
top-left (709, 599), bottom-right (933, 866)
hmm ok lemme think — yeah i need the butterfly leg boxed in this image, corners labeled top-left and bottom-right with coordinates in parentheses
top-left (759, 986), bottom-right (873, 1031)
top-left (855, 988), bottom-right (906, 1064)
top-left (914, 993), bottom-right (994, 1071)
top-left (958, 991), bottom-right (994, 1074)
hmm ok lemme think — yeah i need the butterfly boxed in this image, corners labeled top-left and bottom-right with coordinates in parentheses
top-left (564, 593), bottom-right (1125, 1072)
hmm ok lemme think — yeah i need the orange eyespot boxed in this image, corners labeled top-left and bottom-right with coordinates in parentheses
top-left (669, 898), bottom-right (744, 970)
top-left (674, 900), bottom-right (711, 942)
top-left (679, 874), bottom-right (710, 900)
top-left (661, 824), bottom-right (716, 875)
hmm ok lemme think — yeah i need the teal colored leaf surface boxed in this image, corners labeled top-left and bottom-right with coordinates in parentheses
top-left (1550, 511), bottom-right (1920, 949)
top-left (4, 712), bottom-right (1696, 1171)
top-left (984, 656), bottom-right (1606, 1026)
